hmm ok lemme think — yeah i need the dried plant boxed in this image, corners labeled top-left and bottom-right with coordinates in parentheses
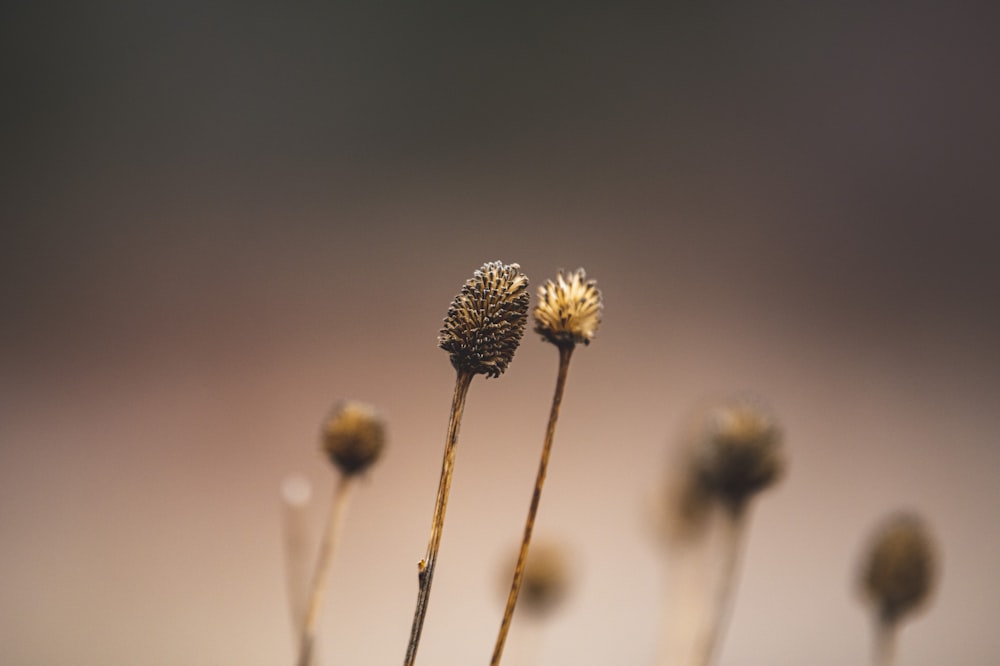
top-left (509, 540), bottom-right (572, 619)
top-left (659, 397), bottom-right (785, 666)
top-left (490, 268), bottom-right (602, 666)
top-left (269, 260), bottom-right (953, 666)
top-left (494, 540), bottom-right (574, 666)
top-left (692, 401), bottom-right (785, 516)
top-left (281, 475), bottom-right (314, 659)
top-left (857, 511), bottom-right (939, 666)
top-left (295, 400), bottom-right (386, 666)
top-left (404, 261), bottom-right (530, 666)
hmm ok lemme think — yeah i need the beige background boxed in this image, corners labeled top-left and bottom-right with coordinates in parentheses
top-left (3, 3), bottom-right (999, 664)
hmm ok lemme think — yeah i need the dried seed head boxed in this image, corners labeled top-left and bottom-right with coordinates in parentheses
top-left (860, 512), bottom-right (938, 626)
top-left (502, 541), bottom-right (572, 618)
top-left (534, 268), bottom-right (603, 348)
top-left (693, 398), bottom-right (785, 511)
top-left (438, 261), bottom-right (530, 378)
top-left (320, 400), bottom-right (386, 476)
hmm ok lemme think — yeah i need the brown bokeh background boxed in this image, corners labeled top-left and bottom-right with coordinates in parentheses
top-left (2, 3), bottom-right (999, 664)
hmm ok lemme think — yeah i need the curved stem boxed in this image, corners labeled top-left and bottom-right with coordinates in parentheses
top-left (692, 505), bottom-right (749, 666)
top-left (295, 475), bottom-right (356, 666)
top-left (403, 369), bottom-right (475, 666)
top-left (491, 344), bottom-right (574, 666)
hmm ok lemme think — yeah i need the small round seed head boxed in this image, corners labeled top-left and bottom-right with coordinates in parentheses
top-left (859, 512), bottom-right (938, 626)
top-left (693, 398), bottom-right (785, 511)
top-left (438, 261), bottom-right (530, 378)
top-left (320, 400), bottom-right (386, 476)
top-left (502, 541), bottom-right (572, 618)
top-left (534, 268), bottom-right (603, 348)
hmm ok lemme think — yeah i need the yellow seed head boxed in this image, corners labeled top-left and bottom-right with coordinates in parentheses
top-left (438, 261), bottom-right (530, 378)
top-left (860, 512), bottom-right (938, 625)
top-left (320, 400), bottom-right (387, 476)
top-left (533, 268), bottom-right (603, 348)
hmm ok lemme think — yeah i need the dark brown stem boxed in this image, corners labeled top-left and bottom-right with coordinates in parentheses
top-left (490, 344), bottom-right (574, 666)
top-left (295, 474), bottom-right (356, 666)
top-left (403, 369), bottom-right (475, 666)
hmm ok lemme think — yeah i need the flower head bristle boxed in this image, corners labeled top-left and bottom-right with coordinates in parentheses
top-left (692, 398), bottom-right (785, 510)
top-left (320, 400), bottom-right (387, 476)
top-left (438, 261), bottom-right (530, 378)
top-left (860, 512), bottom-right (938, 625)
top-left (534, 268), bottom-right (603, 348)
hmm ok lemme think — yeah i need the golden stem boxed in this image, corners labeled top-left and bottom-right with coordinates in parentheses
top-left (403, 369), bottom-right (475, 666)
top-left (490, 344), bottom-right (574, 666)
top-left (295, 475), bottom-right (356, 666)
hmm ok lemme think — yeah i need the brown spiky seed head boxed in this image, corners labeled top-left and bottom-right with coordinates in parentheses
top-left (860, 512), bottom-right (938, 625)
top-left (320, 400), bottom-right (386, 476)
top-left (534, 268), bottom-right (603, 348)
top-left (693, 398), bottom-right (785, 510)
top-left (438, 261), bottom-right (530, 378)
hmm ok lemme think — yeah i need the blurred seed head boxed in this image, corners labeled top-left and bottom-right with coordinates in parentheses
top-left (438, 261), bottom-right (530, 378)
top-left (859, 511), bottom-right (939, 626)
top-left (534, 268), bottom-right (603, 348)
top-left (691, 397), bottom-right (785, 512)
top-left (320, 400), bottom-right (387, 476)
top-left (661, 466), bottom-right (715, 544)
top-left (502, 541), bottom-right (573, 619)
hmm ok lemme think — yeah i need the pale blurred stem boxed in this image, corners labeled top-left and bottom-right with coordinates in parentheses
top-left (693, 504), bottom-right (750, 666)
top-left (491, 344), bottom-right (574, 666)
top-left (873, 619), bottom-right (898, 666)
top-left (403, 369), bottom-right (475, 666)
top-left (295, 474), bottom-right (357, 666)
top-left (281, 478), bottom-right (312, 644)
top-left (658, 538), bottom-right (709, 666)
top-left (508, 617), bottom-right (545, 666)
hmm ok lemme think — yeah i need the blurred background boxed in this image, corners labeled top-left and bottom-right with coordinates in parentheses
top-left (2, 2), bottom-right (999, 664)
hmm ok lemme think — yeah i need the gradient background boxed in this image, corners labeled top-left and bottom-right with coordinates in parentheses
top-left (2, 2), bottom-right (999, 665)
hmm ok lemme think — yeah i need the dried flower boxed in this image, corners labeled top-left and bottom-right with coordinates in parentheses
top-left (692, 398), bottom-right (785, 511)
top-left (321, 400), bottom-right (386, 476)
top-left (438, 261), bottom-right (530, 378)
top-left (860, 512), bottom-right (938, 625)
top-left (517, 542), bottom-right (572, 617)
top-left (299, 402), bottom-right (386, 666)
top-left (655, 398), bottom-right (786, 666)
top-left (533, 268), bottom-right (603, 348)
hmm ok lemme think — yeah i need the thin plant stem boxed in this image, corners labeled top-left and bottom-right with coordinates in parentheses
top-left (873, 619), bottom-right (898, 666)
top-left (491, 344), bottom-right (574, 666)
top-left (403, 369), bottom-right (475, 666)
top-left (692, 505), bottom-right (750, 666)
top-left (508, 616), bottom-right (546, 666)
top-left (658, 539), bottom-right (711, 666)
top-left (281, 476), bottom-right (314, 648)
top-left (295, 474), bottom-right (357, 666)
